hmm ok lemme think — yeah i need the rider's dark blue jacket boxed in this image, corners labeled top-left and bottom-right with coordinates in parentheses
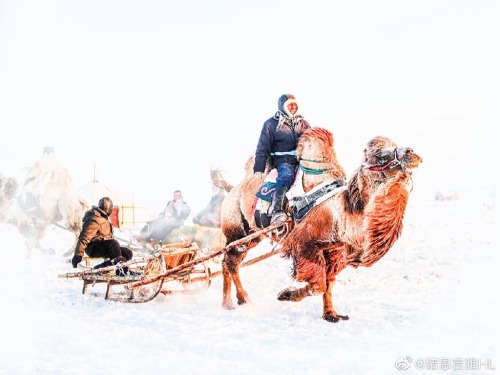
top-left (253, 114), bottom-right (310, 173)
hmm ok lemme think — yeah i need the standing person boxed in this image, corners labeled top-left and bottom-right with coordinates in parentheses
top-left (139, 190), bottom-right (191, 242)
top-left (71, 197), bottom-right (135, 276)
top-left (253, 94), bottom-right (311, 226)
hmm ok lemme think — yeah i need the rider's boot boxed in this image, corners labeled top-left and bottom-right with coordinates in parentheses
top-left (93, 260), bottom-right (113, 270)
top-left (113, 256), bottom-right (140, 277)
top-left (271, 187), bottom-right (288, 226)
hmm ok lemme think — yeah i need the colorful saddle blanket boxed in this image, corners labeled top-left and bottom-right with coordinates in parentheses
top-left (255, 182), bottom-right (276, 202)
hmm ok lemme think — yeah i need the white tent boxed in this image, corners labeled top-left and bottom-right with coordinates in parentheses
top-left (78, 180), bottom-right (151, 228)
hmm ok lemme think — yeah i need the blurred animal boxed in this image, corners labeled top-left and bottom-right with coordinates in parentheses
top-left (172, 170), bottom-right (229, 262)
top-left (1, 153), bottom-right (89, 258)
top-left (192, 169), bottom-right (230, 228)
top-left (0, 173), bottom-right (18, 220)
top-left (137, 169), bottom-right (228, 262)
top-left (163, 224), bottom-right (226, 261)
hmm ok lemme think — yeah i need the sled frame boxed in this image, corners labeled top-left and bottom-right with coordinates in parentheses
top-left (79, 241), bottom-right (211, 303)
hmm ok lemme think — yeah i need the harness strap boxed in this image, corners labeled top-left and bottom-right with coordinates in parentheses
top-left (290, 180), bottom-right (344, 213)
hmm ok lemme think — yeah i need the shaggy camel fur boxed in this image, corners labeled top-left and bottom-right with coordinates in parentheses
top-left (278, 134), bottom-right (422, 322)
top-left (217, 127), bottom-right (346, 311)
top-left (217, 128), bottom-right (422, 322)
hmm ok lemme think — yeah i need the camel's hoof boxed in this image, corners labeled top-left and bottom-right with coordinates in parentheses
top-left (237, 297), bottom-right (247, 305)
top-left (277, 287), bottom-right (295, 301)
top-left (222, 302), bottom-right (235, 310)
top-left (323, 313), bottom-right (349, 323)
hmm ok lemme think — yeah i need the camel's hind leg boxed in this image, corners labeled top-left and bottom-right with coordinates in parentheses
top-left (231, 240), bottom-right (260, 305)
top-left (322, 280), bottom-right (349, 323)
top-left (221, 226), bottom-right (245, 309)
top-left (231, 266), bottom-right (250, 306)
top-left (221, 247), bottom-right (252, 309)
top-left (221, 258), bottom-right (235, 310)
top-left (222, 252), bottom-right (248, 309)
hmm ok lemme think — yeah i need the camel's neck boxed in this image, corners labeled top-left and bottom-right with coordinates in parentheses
top-left (358, 173), bottom-right (410, 267)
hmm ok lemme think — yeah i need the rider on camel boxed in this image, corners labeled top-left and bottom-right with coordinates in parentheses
top-left (253, 94), bottom-right (311, 226)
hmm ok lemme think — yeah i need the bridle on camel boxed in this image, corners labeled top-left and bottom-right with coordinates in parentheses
top-left (367, 149), bottom-right (415, 191)
top-left (299, 158), bottom-right (333, 175)
top-left (368, 149), bottom-right (401, 171)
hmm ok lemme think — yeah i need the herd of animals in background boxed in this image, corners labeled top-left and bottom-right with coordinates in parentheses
top-left (0, 130), bottom-right (422, 323)
top-left (0, 152), bottom-right (229, 260)
top-left (0, 151), bottom-right (88, 258)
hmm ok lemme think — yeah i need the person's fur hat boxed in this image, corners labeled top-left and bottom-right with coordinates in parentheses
top-left (277, 94), bottom-right (299, 117)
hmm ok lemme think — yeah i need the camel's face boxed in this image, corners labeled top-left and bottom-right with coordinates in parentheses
top-left (364, 136), bottom-right (422, 173)
top-left (396, 147), bottom-right (423, 170)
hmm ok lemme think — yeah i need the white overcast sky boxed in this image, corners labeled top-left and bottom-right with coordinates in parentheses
top-left (0, 0), bottom-right (497, 212)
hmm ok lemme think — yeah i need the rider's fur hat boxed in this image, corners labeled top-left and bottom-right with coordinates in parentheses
top-left (278, 94), bottom-right (299, 117)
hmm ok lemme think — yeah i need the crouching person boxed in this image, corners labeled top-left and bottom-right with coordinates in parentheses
top-left (71, 197), bottom-right (136, 276)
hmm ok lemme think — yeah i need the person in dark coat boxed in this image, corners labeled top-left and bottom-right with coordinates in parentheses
top-left (71, 197), bottom-right (135, 276)
top-left (253, 94), bottom-right (311, 225)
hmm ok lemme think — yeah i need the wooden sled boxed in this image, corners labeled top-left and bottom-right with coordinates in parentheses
top-left (59, 223), bottom-right (285, 303)
top-left (65, 240), bottom-right (211, 303)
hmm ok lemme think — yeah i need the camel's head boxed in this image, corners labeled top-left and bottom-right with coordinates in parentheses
top-left (363, 136), bottom-right (422, 174)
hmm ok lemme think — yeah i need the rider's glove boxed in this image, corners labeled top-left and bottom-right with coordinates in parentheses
top-left (254, 172), bottom-right (264, 180)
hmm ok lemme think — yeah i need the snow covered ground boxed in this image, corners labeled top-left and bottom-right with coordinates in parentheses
top-left (0, 193), bottom-right (496, 375)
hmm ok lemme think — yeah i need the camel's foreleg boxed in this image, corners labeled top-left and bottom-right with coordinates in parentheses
top-left (278, 279), bottom-right (348, 322)
top-left (277, 285), bottom-right (311, 302)
top-left (277, 283), bottom-right (322, 302)
top-left (322, 280), bottom-right (349, 323)
top-left (277, 253), bottom-right (327, 302)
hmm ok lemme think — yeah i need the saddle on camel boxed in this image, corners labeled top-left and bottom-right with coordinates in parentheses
top-left (215, 127), bottom-right (422, 322)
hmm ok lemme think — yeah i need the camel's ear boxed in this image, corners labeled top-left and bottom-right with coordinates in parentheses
top-left (344, 173), bottom-right (364, 213)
